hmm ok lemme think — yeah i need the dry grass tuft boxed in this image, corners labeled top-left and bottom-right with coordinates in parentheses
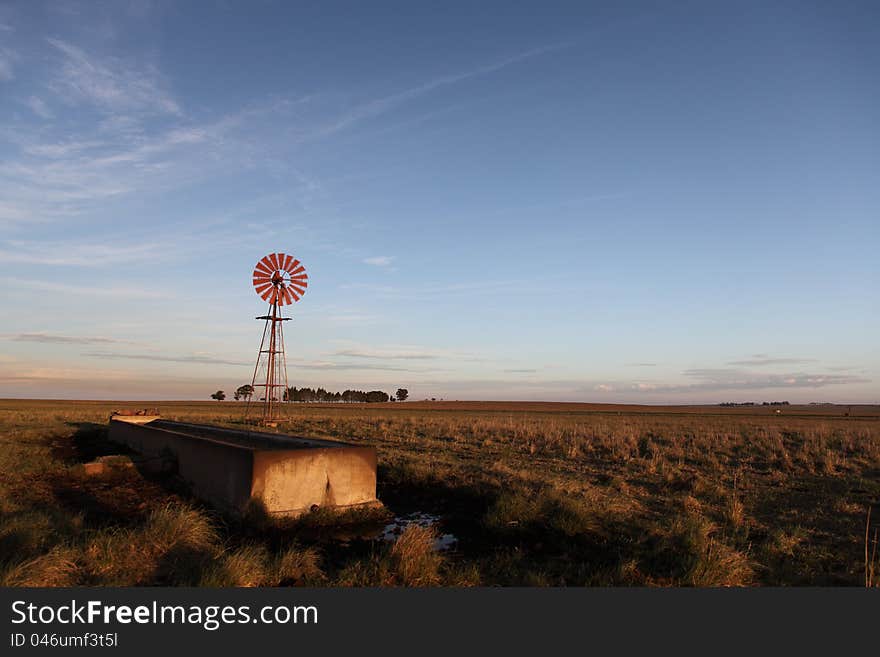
top-left (659, 513), bottom-right (753, 587)
top-left (145, 503), bottom-right (219, 553)
top-left (867, 508), bottom-right (878, 588)
top-left (82, 504), bottom-right (219, 585)
top-left (273, 544), bottom-right (324, 585)
top-left (485, 488), bottom-right (599, 537)
top-left (725, 492), bottom-right (746, 531)
top-left (390, 525), bottom-right (443, 586)
top-left (1, 547), bottom-right (80, 587)
top-left (202, 544), bottom-right (271, 587)
top-left (201, 542), bottom-right (325, 587)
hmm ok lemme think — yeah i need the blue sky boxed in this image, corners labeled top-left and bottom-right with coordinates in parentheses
top-left (0, 1), bottom-right (877, 402)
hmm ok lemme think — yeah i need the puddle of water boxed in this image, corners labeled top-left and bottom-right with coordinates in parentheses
top-left (380, 511), bottom-right (458, 551)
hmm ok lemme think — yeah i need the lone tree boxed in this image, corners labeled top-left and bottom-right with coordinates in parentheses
top-left (210, 390), bottom-right (226, 401)
top-left (234, 384), bottom-right (254, 401)
top-left (396, 388), bottom-right (409, 402)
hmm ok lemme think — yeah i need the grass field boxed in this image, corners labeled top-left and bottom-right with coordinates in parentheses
top-left (1, 398), bottom-right (878, 587)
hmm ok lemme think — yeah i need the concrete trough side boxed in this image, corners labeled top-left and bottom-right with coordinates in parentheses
top-left (108, 418), bottom-right (380, 517)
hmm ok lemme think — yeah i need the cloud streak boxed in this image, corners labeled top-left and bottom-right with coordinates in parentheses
top-left (290, 360), bottom-right (436, 373)
top-left (333, 348), bottom-right (439, 360)
top-left (84, 352), bottom-right (249, 366)
top-left (83, 352), bottom-right (442, 374)
top-left (0, 240), bottom-right (164, 266)
top-left (0, 47), bottom-right (16, 81)
top-left (46, 38), bottom-right (180, 115)
top-left (1, 277), bottom-right (169, 299)
top-left (315, 41), bottom-right (573, 137)
top-left (727, 356), bottom-right (816, 367)
top-left (593, 369), bottom-right (871, 394)
top-left (24, 96), bottom-right (53, 119)
top-left (363, 256), bottom-right (393, 267)
top-left (6, 332), bottom-right (124, 345)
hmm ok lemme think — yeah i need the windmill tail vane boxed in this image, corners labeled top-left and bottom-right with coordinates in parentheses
top-left (246, 252), bottom-right (308, 425)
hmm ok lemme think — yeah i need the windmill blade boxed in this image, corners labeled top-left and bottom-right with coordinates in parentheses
top-left (270, 253), bottom-right (283, 270)
top-left (290, 265), bottom-right (305, 276)
top-left (288, 287), bottom-right (301, 302)
top-left (281, 287), bottom-right (293, 305)
top-left (260, 255), bottom-right (275, 272)
top-left (281, 253), bottom-right (294, 272)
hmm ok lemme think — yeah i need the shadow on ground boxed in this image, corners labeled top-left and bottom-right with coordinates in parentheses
top-left (44, 422), bottom-right (189, 527)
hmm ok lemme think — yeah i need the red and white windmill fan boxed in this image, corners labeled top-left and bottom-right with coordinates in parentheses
top-left (246, 253), bottom-right (308, 425)
top-left (252, 253), bottom-right (308, 306)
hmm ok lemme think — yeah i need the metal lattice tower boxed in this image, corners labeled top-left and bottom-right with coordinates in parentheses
top-left (245, 253), bottom-right (308, 425)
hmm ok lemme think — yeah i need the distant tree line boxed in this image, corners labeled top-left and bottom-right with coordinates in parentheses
top-left (719, 401), bottom-right (790, 407)
top-left (282, 387), bottom-right (408, 403)
top-left (215, 385), bottom-right (409, 403)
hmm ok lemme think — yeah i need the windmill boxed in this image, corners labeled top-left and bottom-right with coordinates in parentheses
top-left (246, 253), bottom-right (308, 425)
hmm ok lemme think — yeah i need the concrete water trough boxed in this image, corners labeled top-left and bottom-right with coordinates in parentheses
top-left (109, 415), bottom-right (380, 517)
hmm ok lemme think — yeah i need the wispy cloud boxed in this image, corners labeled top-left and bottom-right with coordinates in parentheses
top-left (6, 332), bottom-right (124, 345)
top-left (363, 255), bottom-right (393, 267)
top-left (620, 368), bottom-right (870, 393)
top-left (46, 38), bottom-right (180, 115)
top-left (0, 47), bottom-right (16, 81)
top-left (84, 352), bottom-right (249, 366)
top-left (316, 41), bottom-right (573, 137)
top-left (1, 277), bottom-right (169, 299)
top-left (0, 240), bottom-right (163, 266)
top-left (339, 277), bottom-right (550, 301)
top-left (81, 351), bottom-right (438, 373)
top-left (0, 366), bottom-right (132, 383)
top-left (333, 347), bottom-right (440, 360)
top-left (727, 356), bottom-right (816, 367)
top-left (289, 359), bottom-right (435, 373)
top-left (586, 366), bottom-right (871, 396)
top-left (0, 124), bottom-right (214, 224)
top-left (0, 86), bottom-right (314, 226)
top-left (24, 96), bottom-right (53, 119)
top-left (504, 368), bottom-right (538, 374)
